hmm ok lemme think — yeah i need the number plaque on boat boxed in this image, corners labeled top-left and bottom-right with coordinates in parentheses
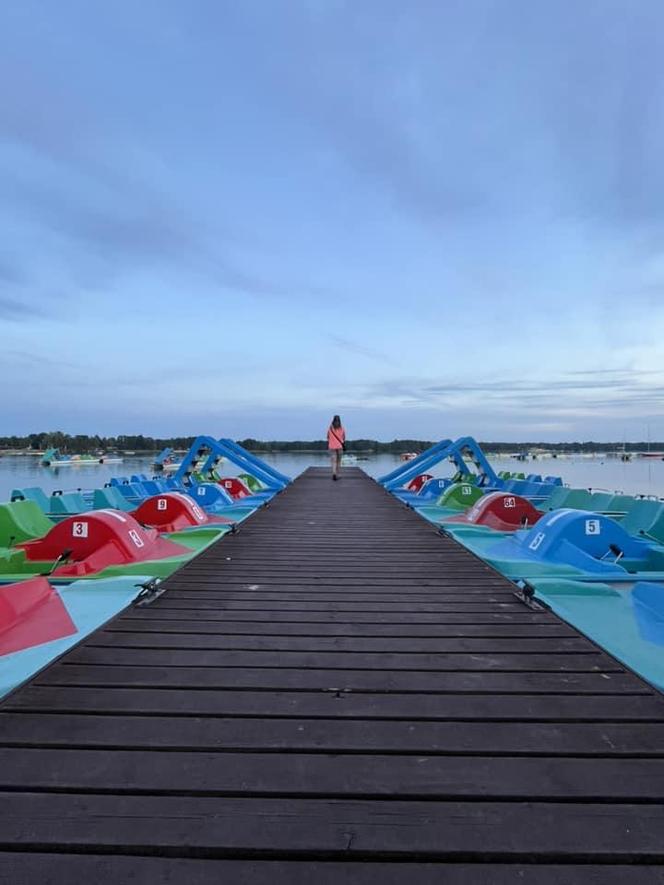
top-left (528, 532), bottom-right (546, 551)
top-left (585, 519), bottom-right (600, 535)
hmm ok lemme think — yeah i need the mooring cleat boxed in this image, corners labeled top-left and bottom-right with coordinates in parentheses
top-left (133, 577), bottom-right (167, 607)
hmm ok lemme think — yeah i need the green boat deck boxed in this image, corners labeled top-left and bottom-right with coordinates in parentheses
top-left (1, 467), bottom-right (664, 883)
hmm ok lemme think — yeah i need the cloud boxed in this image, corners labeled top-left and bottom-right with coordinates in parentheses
top-left (358, 369), bottom-right (664, 416)
top-left (3, 170), bottom-right (301, 298)
top-left (329, 334), bottom-right (395, 365)
top-left (0, 50), bottom-right (326, 301)
top-left (260, 1), bottom-right (664, 231)
top-left (564, 368), bottom-right (663, 377)
top-left (0, 296), bottom-right (49, 322)
top-left (0, 349), bottom-right (79, 369)
top-left (241, 5), bottom-right (487, 224)
top-left (0, 255), bottom-right (25, 286)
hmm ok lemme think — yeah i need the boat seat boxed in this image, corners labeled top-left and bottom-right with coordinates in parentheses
top-left (93, 487), bottom-right (135, 513)
top-left (541, 488), bottom-right (594, 512)
top-left (110, 481), bottom-right (148, 502)
top-left (49, 491), bottom-right (89, 515)
top-left (587, 492), bottom-right (616, 513)
top-left (10, 487), bottom-right (53, 514)
top-left (601, 494), bottom-right (635, 517)
top-left (140, 479), bottom-right (171, 495)
top-left (0, 501), bottom-right (53, 545)
top-left (507, 480), bottom-right (557, 499)
top-left (620, 500), bottom-right (664, 538)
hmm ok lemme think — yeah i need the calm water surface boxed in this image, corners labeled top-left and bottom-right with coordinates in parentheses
top-left (2, 451), bottom-right (664, 501)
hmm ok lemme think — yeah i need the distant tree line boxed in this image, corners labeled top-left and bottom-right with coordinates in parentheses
top-left (238, 439), bottom-right (664, 454)
top-left (236, 438), bottom-right (436, 454)
top-left (480, 441), bottom-right (663, 454)
top-left (0, 432), bottom-right (199, 453)
top-left (0, 432), bottom-right (662, 454)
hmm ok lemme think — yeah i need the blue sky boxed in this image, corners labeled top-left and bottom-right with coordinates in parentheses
top-left (2, 0), bottom-right (664, 441)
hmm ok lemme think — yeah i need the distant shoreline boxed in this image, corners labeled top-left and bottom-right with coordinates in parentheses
top-left (2, 441), bottom-right (664, 457)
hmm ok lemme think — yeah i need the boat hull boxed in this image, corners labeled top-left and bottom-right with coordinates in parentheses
top-left (0, 575), bottom-right (151, 698)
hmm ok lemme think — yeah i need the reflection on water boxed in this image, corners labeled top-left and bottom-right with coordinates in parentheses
top-left (1, 451), bottom-right (664, 502)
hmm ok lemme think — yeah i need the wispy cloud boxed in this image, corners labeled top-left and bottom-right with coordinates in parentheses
top-left (0, 48), bottom-right (326, 301)
top-left (0, 349), bottom-right (79, 369)
top-left (0, 255), bottom-right (25, 286)
top-left (0, 296), bottom-right (49, 322)
top-left (329, 334), bottom-right (395, 365)
top-left (4, 173), bottom-right (304, 298)
top-left (359, 370), bottom-right (664, 416)
top-left (564, 368), bottom-right (664, 378)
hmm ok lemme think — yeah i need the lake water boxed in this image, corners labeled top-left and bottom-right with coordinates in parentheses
top-left (2, 451), bottom-right (664, 501)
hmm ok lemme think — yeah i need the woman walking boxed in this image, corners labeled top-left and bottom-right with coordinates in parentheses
top-left (327, 414), bottom-right (346, 481)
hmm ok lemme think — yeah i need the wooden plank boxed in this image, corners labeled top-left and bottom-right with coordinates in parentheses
top-left (176, 573), bottom-right (509, 580)
top-left (89, 632), bottom-right (592, 653)
top-left (175, 569), bottom-right (502, 578)
top-left (142, 600), bottom-right (524, 611)
top-left (2, 856), bottom-right (663, 885)
top-left (161, 581), bottom-right (515, 589)
top-left (119, 610), bottom-right (564, 623)
top-left (36, 664), bottom-right (644, 693)
top-left (3, 747), bottom-right (664, 798)
top-left (176, 563), bottom-right (501, 571)
top-left (181, 552), bottom-right (482, 560)
top-left (1, 794), bottom-right (663, 859)
top-left (2, 713), bottom-right (664, 756)
top-left (8, 684), bottom-right (663, 719)
top-left (6, 686), bottom-right (664, 721)
top-left (64, 647), bottom-right (614, 672)
top-left (159, 591), bottom-right (516, 601)
top-left (109, 619), bottom-right (579, 637)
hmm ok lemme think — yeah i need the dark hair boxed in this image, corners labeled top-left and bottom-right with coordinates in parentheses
top-left (331, 415), bottom-right (341, 429)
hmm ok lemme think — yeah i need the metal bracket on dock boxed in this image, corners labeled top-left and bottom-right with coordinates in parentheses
top-left (513, 580), bottom-right (547, 611)
top-left (133, 577), bottom-right (167, 607)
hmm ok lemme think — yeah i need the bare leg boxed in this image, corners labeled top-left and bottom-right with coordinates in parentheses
top-left (336, 450), bottom-right (342, 476)
top-left (330, 451), bottom-right (337, 478)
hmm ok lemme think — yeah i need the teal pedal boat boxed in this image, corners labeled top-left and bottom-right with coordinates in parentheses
top-left (527, 577), bottom-right (664, 691)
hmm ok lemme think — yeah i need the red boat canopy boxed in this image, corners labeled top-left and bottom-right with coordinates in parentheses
top-left (18, 510), bottom-right (190, 577)
top-left (0, 577), bottom-right (77, 655)
top-left (445, 492), bottom-right (543, 532)
top-left (133, 492), bottom-right (234, 533)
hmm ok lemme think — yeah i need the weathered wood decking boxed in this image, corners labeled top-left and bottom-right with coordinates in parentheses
top-left (1, 467), bottom-right (664, 883)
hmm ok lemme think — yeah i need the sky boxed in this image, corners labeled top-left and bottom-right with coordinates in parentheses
top-left (2, 0), bottom-right (664, 442)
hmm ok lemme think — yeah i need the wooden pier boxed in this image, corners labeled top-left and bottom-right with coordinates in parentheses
top-left (1, 467), bottom-right (664, 882)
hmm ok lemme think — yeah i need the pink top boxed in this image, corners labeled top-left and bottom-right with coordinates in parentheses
top-left (327, 425), bottom-right (346, 450)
